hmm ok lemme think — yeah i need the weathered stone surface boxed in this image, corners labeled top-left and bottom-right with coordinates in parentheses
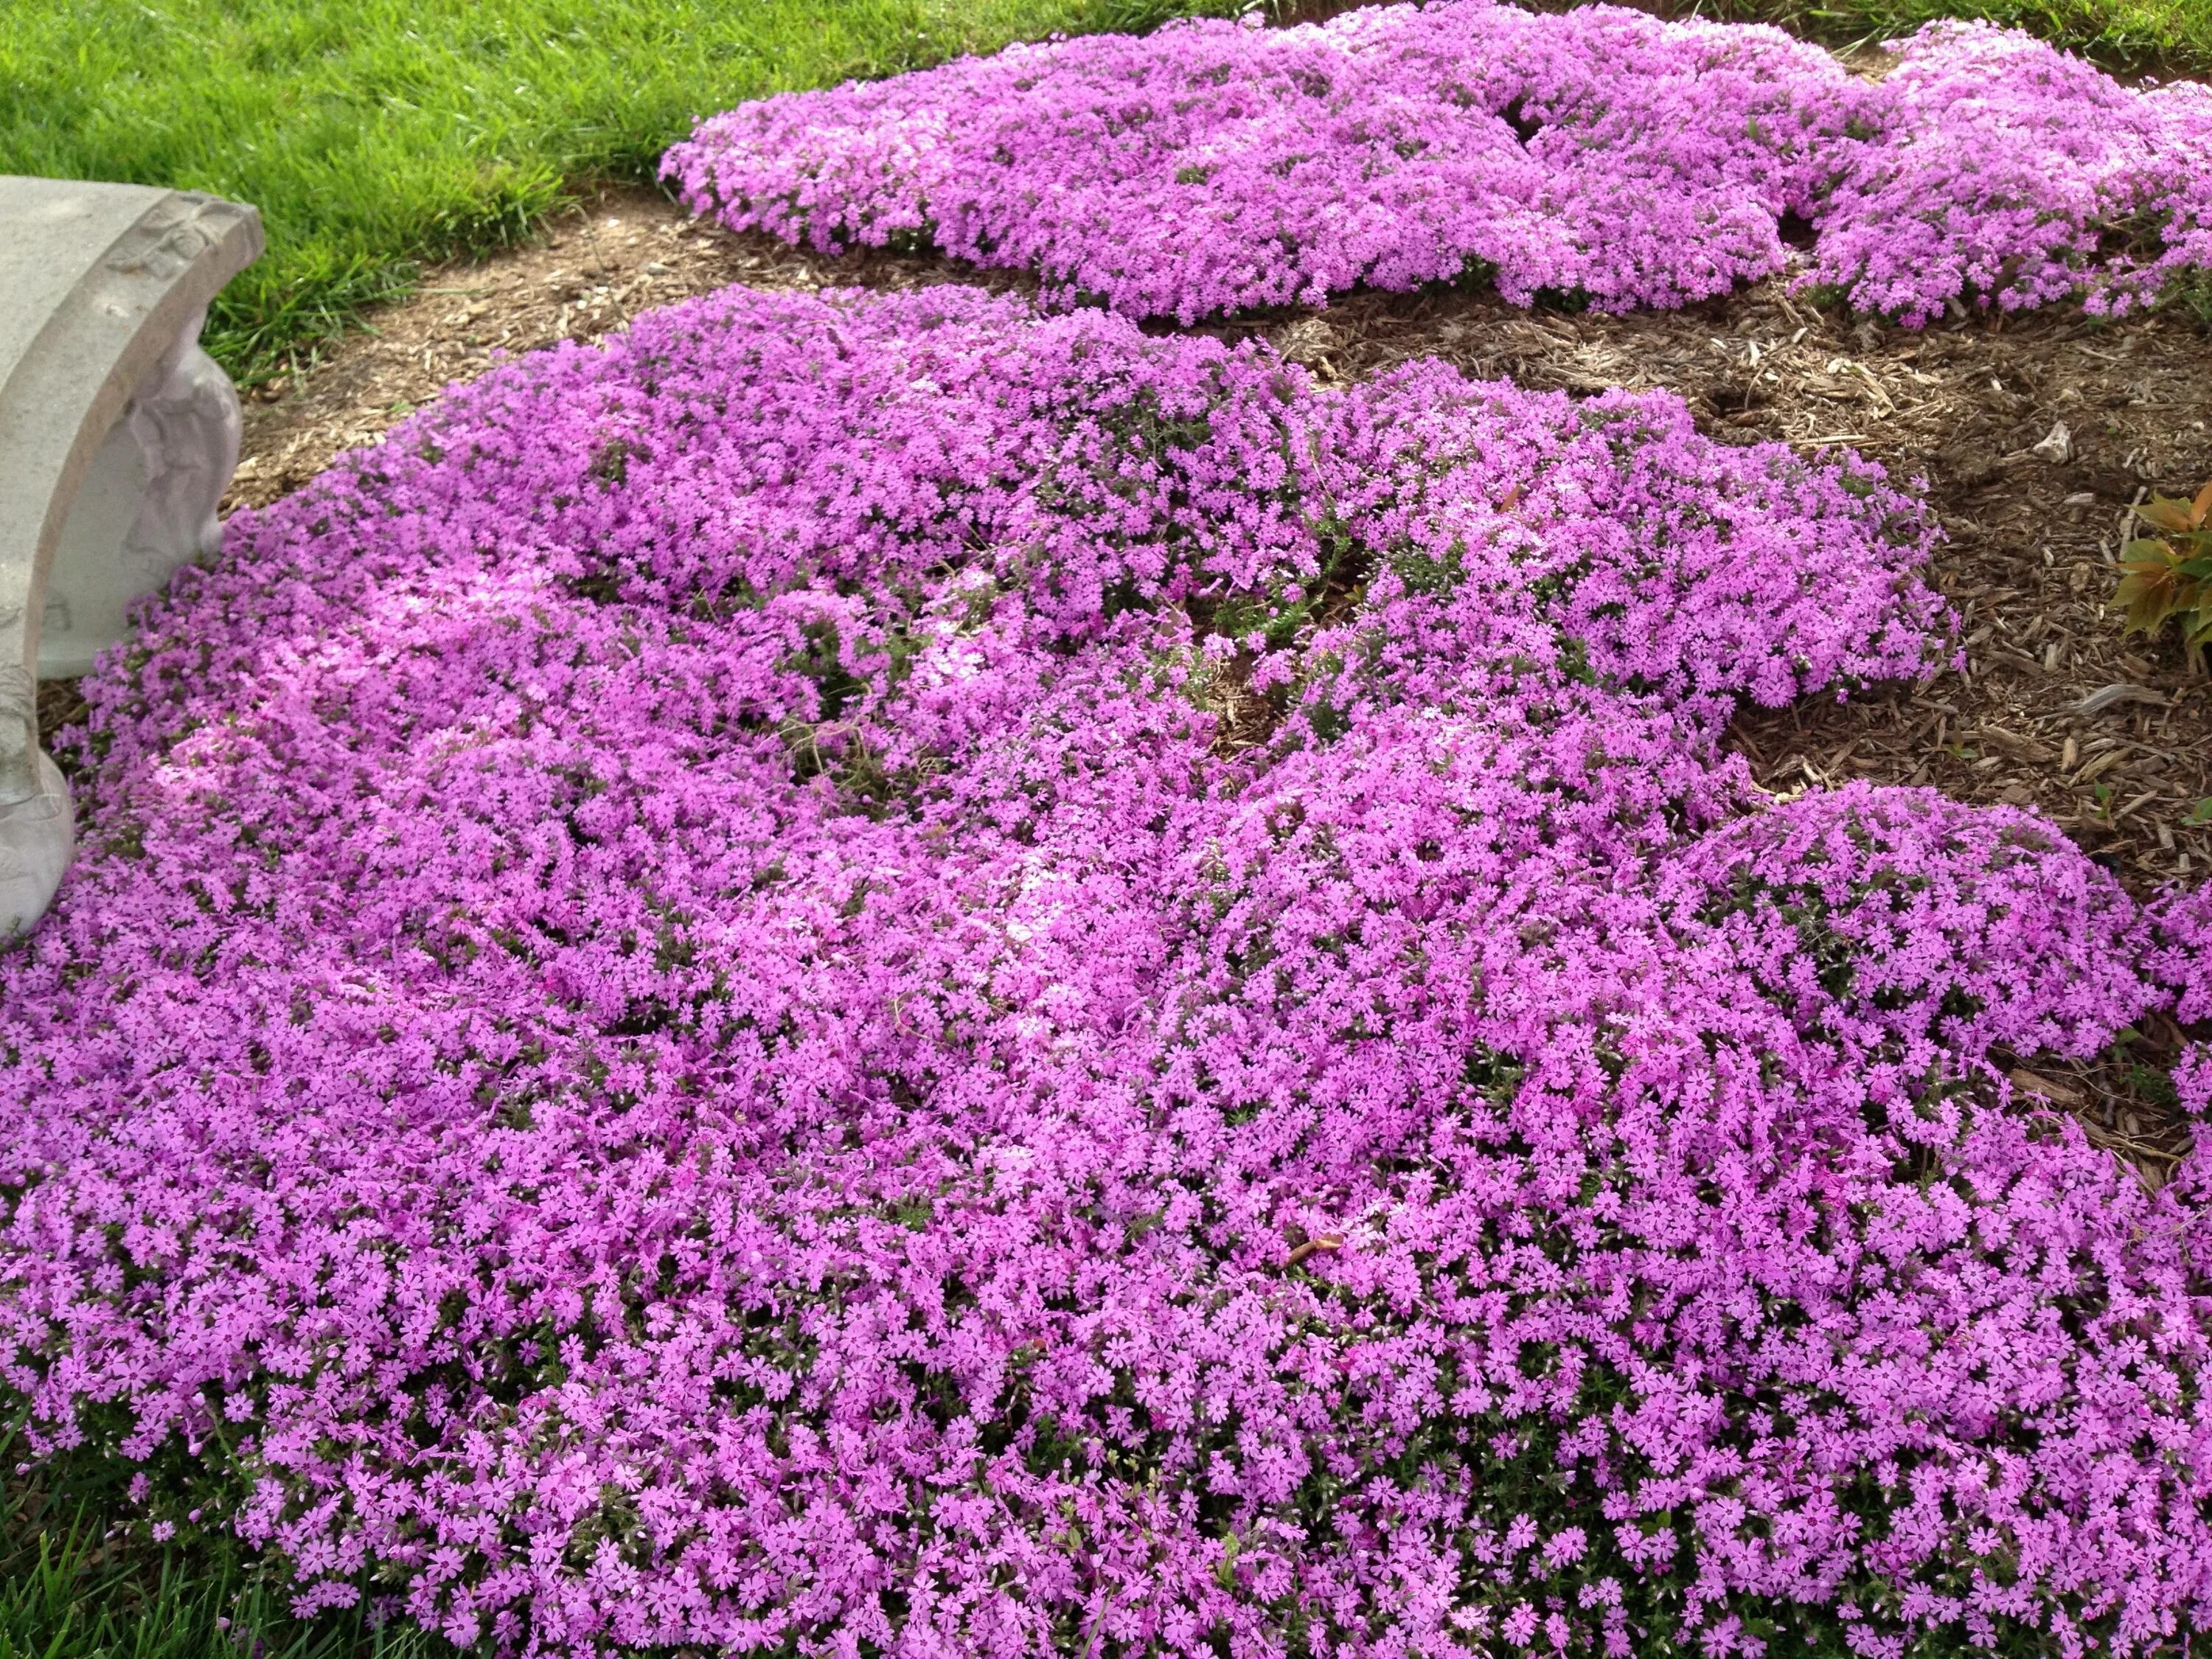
top-left (0, 176), bottom-right (262, 935)
top-left (44, 309), bottom-right (243, 678)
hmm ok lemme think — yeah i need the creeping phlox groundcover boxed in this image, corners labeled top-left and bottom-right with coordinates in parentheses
top-left (4, 285), bottom-right (2212, 1658)
top-left (664, 1), bottom-right (2212, 327)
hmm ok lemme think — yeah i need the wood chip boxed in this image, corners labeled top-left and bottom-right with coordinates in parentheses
top-left (2010, 1068), bottom-right (2085, 1105)
top-left (2075, 684), bottom-right (2168, 716)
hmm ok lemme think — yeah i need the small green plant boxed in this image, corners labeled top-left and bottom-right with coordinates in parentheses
top-left (2114, 482), bottom-right (2212, 670)
top-left (0, 1435), bottom-right (451, 1659)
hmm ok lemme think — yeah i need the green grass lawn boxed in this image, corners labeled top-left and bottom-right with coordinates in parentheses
top-left (0, 0), bottom-right (1235, 384)
top-left (0, 1448), bottom-right (447, 1659)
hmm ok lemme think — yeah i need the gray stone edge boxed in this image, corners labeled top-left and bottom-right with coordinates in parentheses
top-left (0, 186), bottom-right (262, 776)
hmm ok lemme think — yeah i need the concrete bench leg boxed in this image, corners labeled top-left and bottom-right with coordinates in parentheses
top-left (0, 178), bottom-right (262, 936)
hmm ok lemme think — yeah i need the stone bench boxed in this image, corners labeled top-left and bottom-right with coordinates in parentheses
top-left (0, 177), bottom-right (263, 936)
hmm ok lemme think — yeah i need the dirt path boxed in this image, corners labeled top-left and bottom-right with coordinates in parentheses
top-left (221, 189), bottom-right (2212, 902)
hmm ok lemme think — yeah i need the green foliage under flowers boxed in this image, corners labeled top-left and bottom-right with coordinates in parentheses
top-left (0, 1441), bottom-right (448, 1659)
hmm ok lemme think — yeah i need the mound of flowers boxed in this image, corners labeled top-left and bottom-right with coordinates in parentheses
top-left (663, 1), bottom-right (2212, 327)
top-left (3, 285), bottom-right (2209, 1658)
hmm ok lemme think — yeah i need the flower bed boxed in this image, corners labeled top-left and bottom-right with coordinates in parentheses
top-left (664, 1), bottom-right (2212, 327)
top-left (2, 285), bottom-right (2208, 1656)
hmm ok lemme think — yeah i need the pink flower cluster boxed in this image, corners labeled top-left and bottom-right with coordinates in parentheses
top-left (1820, 23), bottom-right (2212, 322)
top-left (1, 286), bottom-right (2207, 1659)
top-left (663, 1), bottom-right (2212, 327)
top-left (2153, 880), bottom-right (2212, 1024)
